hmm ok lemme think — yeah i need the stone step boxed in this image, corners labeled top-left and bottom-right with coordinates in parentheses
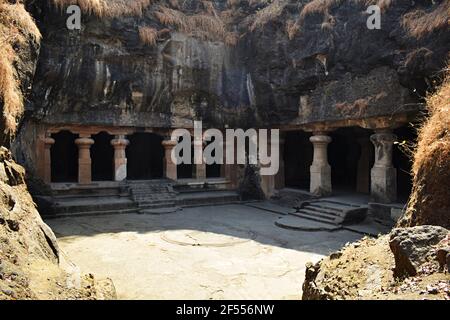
top-left (291, 211), bottom-right (340, 225)
top-left (304, 204), bottom-right (342, 216)
top-left (43, 207), bottom-right (138, 219)
top-left (138, 202), bottom-right (176, 209)
top-left (307, 202), bottom-right (343, 212)
top-left (298, 208), bottom-right (339, 220)
top-left (51, 198), bottom-right (137, 215)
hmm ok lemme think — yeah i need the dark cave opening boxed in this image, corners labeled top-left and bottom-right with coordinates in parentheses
top-left (394, 124), bottom-right (416, 202)
top-left (284, 131), bottom-right (313, 190)
top-left (126, 132), bottom-right (164, 180)
top-left (51, 130), bottom-right (78, 183)
top-left (329, 127), bottom-right (373, 194)
top-left (91, 132), bottom-right (114, 181)
top-left (177, 135), bottom-right (193, 179)
top-left (206, 136), bottom-right (222, 178)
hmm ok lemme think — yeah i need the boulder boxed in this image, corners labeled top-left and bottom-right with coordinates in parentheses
top-left (389, 226), bottom-right (449, 277)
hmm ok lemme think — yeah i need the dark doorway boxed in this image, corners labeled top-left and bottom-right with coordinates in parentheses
top-left (284, 131), bottom-right (313, 189)
top-left (394, 124), bottom-right (416, 202)
top-left (206, 136), bottom-right (221, 178)
top-left (177, 136), bottom-right (193, 179)
top-left (127, 133), bottom-right (164, 180)
top-left (51, 131), bottom-right (78, 182)
top-left (329, 127), bottom-right (373, 193)
top-left (91, 132), bottom-right (114, 181)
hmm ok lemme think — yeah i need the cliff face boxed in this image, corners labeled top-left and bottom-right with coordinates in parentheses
top-left (26, 0), bottom-right (449, 129)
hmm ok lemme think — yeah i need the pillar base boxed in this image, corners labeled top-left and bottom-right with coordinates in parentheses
top-left (371, 166), bottom-right (397, 203)
top-left (310, 164), bottom-right (332, 196)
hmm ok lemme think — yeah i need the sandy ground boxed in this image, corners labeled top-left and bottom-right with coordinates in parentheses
top-left (46, 204), bottom-right (363, 300)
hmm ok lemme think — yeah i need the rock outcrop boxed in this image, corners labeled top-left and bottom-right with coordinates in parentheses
top-left (302, 226), bottom-right (450, 300)
top-left (389, 225), bottom-right (449, 277)
top-left (0, 147), bottom-right (116, 300)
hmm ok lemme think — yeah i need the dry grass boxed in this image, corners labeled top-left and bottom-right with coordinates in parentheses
top-left (52, 0), bottom-right (153, 17)
top-left (285, 19), bottom-right (300, 40)
top-left (0, 0), bottom-right (41, 137)
top-left (154, 5), bottom-right (226, 42)
top-left (401, 66), bottom-right (450, 228)
top-left (138, 26), bottom-right (158, 46)
top-left (249, 0), bottom-right (285, 32)
top-left (402, 1), bottom-right (450, 39)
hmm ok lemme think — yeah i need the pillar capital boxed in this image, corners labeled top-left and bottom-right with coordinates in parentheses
top-left (310, 134), bottom-right (332, 145)
top-left (42, 137), bottom-right (55, 147)
top-left (75, 137), bottom-right (94, 147)
top-left (162, 139), bottom-right (178, 148)
top-left (111, 136), bottom-right (129, 148)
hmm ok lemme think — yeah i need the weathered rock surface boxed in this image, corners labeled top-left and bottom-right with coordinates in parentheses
top-left (389, 225), bottom-right (449, 277)
top-left (302, 227), bottom-right (450, 300)
top-left (0, 147), bottom-right (116, 300)
top-left (23, 0), bottom-right (449, 128)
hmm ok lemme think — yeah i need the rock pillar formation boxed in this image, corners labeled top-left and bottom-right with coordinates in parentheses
top-left (370, 129), bottom-right (397, 203)
top-left (310, 133), bottom-right (332, 196)
top-left (193, 137), bottom-right (206, 180)
top-left (162, 138), bottom-right (178, 181)
top-left (111, 135), bottom-right (129, 182)
top-left (42, 135), bottom-right (55, 184)
top-left (75, 135), bottom-right (94, 184)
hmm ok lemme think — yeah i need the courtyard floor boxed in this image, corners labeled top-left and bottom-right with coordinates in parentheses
top-left (47, 204), bottom-right (364, 299)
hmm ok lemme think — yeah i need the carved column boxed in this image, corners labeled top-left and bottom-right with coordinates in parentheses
top-left (75, 135), bottom-right (94, 184)
top-left (42, 135), bottom-right (55, 184)
top-left (193, 137), bottom-right (206, 180)
top-left (310, 133), bottom-right (332, 196)
top-left (162, 138), bottom-right (177, 181)
top-left (111, 135), bottom-right (129, 182)
top-left (370, 129), bottom-right (397, 203)
top-left (224, 138), bottom-right (237, 188)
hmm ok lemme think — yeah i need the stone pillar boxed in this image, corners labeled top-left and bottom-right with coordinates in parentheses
top-left (42, 136), bottom-right (55, 184)
top-left (309, 133), bottom-right (332, 196)
top-left (370, 129), bottom-right (397, 203)
top-left (193, 138), bottom-right (206, 180)
top-left (111, 135), bottom-right (129, 182)
top-left (75, 135), bottom-right (94, 184)
top-left (224, 138), bottom-right (238, 188)
top-left (356, 136), bottom-right (373, 194)
top-left (162, 138), bottom-right (177, 181)
top-left (275, 135), bottom-right (285, 190)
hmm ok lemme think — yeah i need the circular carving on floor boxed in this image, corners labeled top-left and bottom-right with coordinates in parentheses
top-left (161, 229), bottom-right (257, 247)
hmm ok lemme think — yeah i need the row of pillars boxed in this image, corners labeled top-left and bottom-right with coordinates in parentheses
top-left (41, 134), bottom-right (218, 185)
top-left (41, 128), bottom-right (398, 203)
top-left (308, 129), bottom-right (397, 203)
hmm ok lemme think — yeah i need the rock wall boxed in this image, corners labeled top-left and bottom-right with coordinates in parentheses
top-left (25, 0), bottom-right (449, 129)
top-left (0, 147), bottom-right (116, 299)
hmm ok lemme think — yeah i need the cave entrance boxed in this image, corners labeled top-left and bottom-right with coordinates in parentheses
top-left (51, 131), bottom-right (78, 183)
top-left (284, 131), bottom-right (313, 190)
top-left (394, 124), bottom-right (416, 202)
top-left (91, 132), bottom-right (114, 181)
top-left (177, 135), bottom-right (193, 179)
top-left (329, 127), bottom-right (373, 194)
top-left (206, 136), bottom-right (222, 178)
top-left (126, 132), bottom-right (164, 180)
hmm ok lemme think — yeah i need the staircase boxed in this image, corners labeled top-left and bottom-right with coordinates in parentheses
top-left (48, 184), bottom-right (137, 217)
top-left (128, 180), bottom-right (178, 211)
top-left (292, 200), bottom-right (367, 225)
